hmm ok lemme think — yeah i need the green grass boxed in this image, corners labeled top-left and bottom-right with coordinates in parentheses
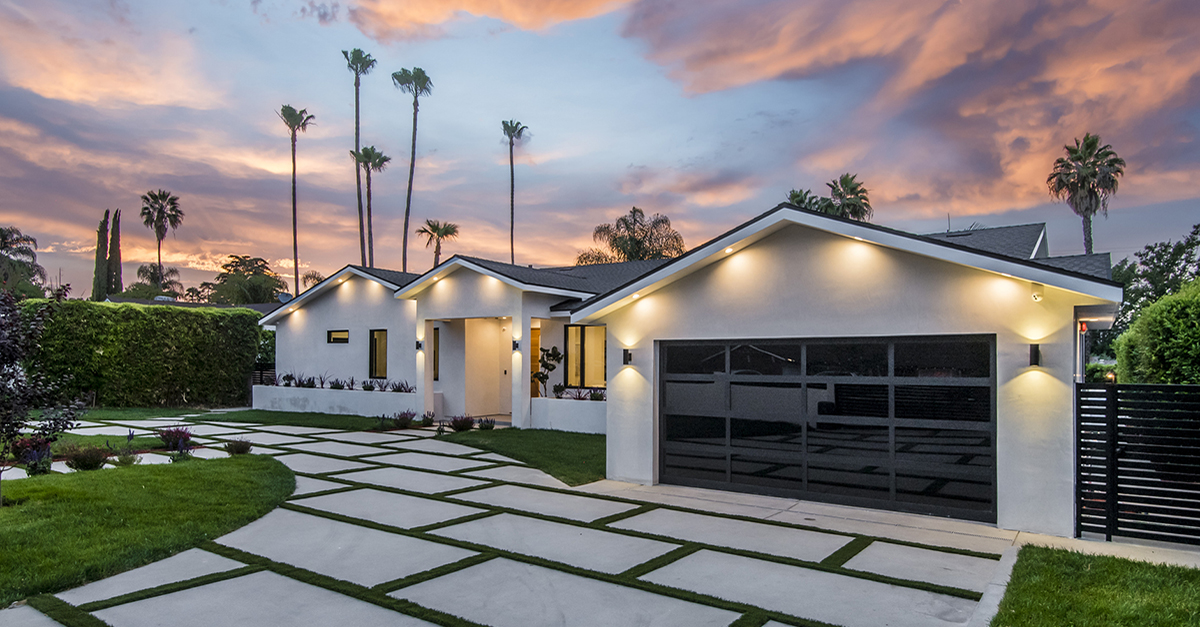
top-left (991, 545), bottom-right (1200, 626)
top-left (50, 433), bottom-right (166, 455)
top-left (80, 407), bottom-right (209, 421)
top-left (0, 455), bottom-right (294, 606)
top-left (188, 409), bottom-right (386, 431)
top-left (441, 428), bottom-right (606, 486)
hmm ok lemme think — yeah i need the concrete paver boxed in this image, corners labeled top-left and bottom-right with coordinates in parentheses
top-left (453, 484), bottom-right (638, 522)
top-left (393, 558), bottom-right (740, 627)
top-left (68, 426), bottom-right (152, 437)
top-left (473, 452), bottom-right (523, 464)
top-left (464, 465), bottom-right (568, 488)
top-left (432, 513), bottom-right (677, 574)
top-left (0, 605), bottom-right (64, 626)
top-left (198, 421), bottom-right (262, 428)
top-left (332, 466), bottom-right (488, 494)
top-left (768, 510), bottom-right (1014, 554)
top-left (1, 467), bottom-right (28, 480)
top-left (56, 549), bottom-right (244, 606)
top-left (189, 448), bottom-right (229, 460)
top-left (215, 432), bottom-right (312, 446)
top-left (107, 420), bottom-right (183, 428)
top-left (385, 439), bottom-right (483, 455)
top-left (321, 431), bottom-right (414, 444)
top-left (172, 425), bottom-right (250, 437)
top-left (844, 541), bottom-right (999, 593)
top-left (366, 451), bottom-right (493, 472)
top-left (273, 453), bottom-right (375, 475)
top-left (216, 509), bottom-right (475, 587)
top-left (251, 425), bottom-right (338, 435)
top-left (293, 488), bottom-right (484, 529)
top-left (291, 476), bottom-right (346, 496)
top-left (286, 441), bottom-right (387, 457)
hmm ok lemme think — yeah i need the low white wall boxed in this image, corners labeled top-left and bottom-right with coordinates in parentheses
top-left (529, 397), bottom-right (607, 434)
top-left (253, 385), bottom-right (421, 417)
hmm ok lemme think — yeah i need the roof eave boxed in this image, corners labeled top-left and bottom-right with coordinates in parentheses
top-left (259, 265), bottom-right (401, 326)
top-left (394, 257), bottom-right (595, 300)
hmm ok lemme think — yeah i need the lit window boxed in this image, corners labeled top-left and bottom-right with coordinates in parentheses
top-left (565, 325), bottom-right (606, 388)
top-left (327, 330), bottom-right (349, 344)
top-left (369, 329), bottom-right (387, 378)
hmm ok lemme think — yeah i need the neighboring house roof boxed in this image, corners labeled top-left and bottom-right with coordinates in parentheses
top-left (259, 264), bottom-right (419, 326)
top-left (1033, 253), bottom-right (1113, 280)
top-left (105, 296), bottom-right (281, 315)
top-left (351, 265), bottom-right (421, 288)
top-left (924, 223), bottom-right (1048, 259)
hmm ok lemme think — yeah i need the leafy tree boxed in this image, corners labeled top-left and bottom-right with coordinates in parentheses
top-left (139, 189), bottom-right (184, 289)
top-left (531, 346), bottom-right (564, 397)
top-left (1116, 278), bottom-right (1200, 384)
top-left (302, 270), bottom-right (325, 289)
top-left (416, 219), bottom-right (459, 268)
top-left (107, 209), bottom-right (123, 295)
top-left (342, 48), bottom-right (377, 266)
top-left (118, 283), bottom-right (177, 301)
top-left (0, 226), bottom-right (46, 295)
top-left (392, 67), bottom-right (433, 273)
top-left (210, 255), bottom-right (287, 305)
top-left (785, 188), bottom-right (823, 212)
top-left (351, 146), bottom-right (391, 268)
top-left (278, 104), bottom-right (316, 296)
top-left (181, 283), bottom-right (216, 303)
top-left (136, 264), bottom-right (184, 296)
top-left (576, 207), bottom-right (686, 265)
top-left (823, 173), bottom-right (872, 221)
top-left (1047, 133), bottom-right (1126, 254)
top-left (502, 119), bottom-right (529, 264)
top-left (92, 210), bottom-right (110, 301)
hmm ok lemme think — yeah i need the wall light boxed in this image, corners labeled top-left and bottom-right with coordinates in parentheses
top-left (1029, 344), bottom-right (1041, 367)
top-left (433, 276), bottom-right (440, 281)
top-left (724, 247), bottom-right (733, 254)
top-left (512, 340), bottom-right (521, 351)
top-left (1031, 283), bottom-right (1044, 302)
top-left (415, 340), bottom-right (423, 351)
top-left (622, 348), bottom-right (633, 365)
top-left (632, 293), bottom-right (641, 300)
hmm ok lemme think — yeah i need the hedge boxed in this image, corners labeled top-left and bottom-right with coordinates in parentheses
top-left (23, 300), bottom-right (262, 407)
top-left (1116, 279), bottom-right (1200, 384)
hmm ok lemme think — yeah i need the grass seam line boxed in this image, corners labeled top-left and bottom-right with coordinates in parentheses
top-left (76, 565), bottom-right (265, 612)
top-left (619, 544), bottom-right (702, 579)
top-left (25, 595), bottom-right (113, 627)
top-left (372, 554), bottom-right (498, 594)
top-left (589, 504), bottom-right (660, 527)
top-left (819, 537), bottom-right (875, 568)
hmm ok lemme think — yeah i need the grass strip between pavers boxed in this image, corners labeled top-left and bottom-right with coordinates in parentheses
top-left (76, 565), bottom-right (265, 612)
top-left (819, 537), bottom-right (875, 568)
top-left (619, 545), bottom-right (703, 579)
top-left (372, 554), bottom-right (498, 594)
top-left (25, 595), bottom-right (112, 627)
top-left (729, 613), bottom-right (774, 627)
top-left (589, 504), bottom-right (660, 527)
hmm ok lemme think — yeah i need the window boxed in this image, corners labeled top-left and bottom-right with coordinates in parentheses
top-left (432, 327), bottom-right (440, 382)
top-left (369, 329), bottom-right (387, 378)
top-left (565, 325), bottom-right (606, 388)
top-left (327, 330), bottom-right (349, 344)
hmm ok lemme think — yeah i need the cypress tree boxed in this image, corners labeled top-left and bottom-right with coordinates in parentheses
top-left (91, 210), bottom-right (110, 301)
top-left (108, 209), bottom-right (123, 294)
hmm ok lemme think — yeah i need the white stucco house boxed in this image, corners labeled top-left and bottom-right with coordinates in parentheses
top-left (257, 204), bottom-right (1122, 536)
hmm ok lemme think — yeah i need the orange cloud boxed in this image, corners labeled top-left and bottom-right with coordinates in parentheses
top-left (621, 167), bottom-right (759, 208)
top-left (348, 0), bottom-right (629, 41)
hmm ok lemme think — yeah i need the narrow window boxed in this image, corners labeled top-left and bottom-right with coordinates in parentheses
top-left (369, 329), bottom-right (387, 378)
top-left (565, 325), bottom-right (606, 388)
top-left (432, 327), bottom-right (440, 382)
top-left (327, 330), bottom-right (349, 344)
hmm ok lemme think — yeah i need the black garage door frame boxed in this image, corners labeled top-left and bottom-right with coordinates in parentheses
top-left (657, 334), bottom-right (997, 523)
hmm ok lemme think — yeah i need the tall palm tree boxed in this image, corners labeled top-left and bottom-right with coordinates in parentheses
top-left (139, 189), bottom-right (184, 288)
top-left (0, 225), bottom-right (46, 290)
top-left (1047, 133), bottom-right (1126, 254)
top-left (501, 119), bottom-right (528, 264)
top-left (278, 105), bottom-right (316, 296)
top-left (392, 67), bottom-right (433, 273)
top-left (823, 173), bottom-right (872, 222)
top-left (786, 188), bottom-right (823, 212)
top-left (576, 207), bottom-right (686, 265)
top-left (351, 146), bottom-right (391, 267)
top-left (416, 219), bottom-right (459, 268)
top-left (342, 48), bottom-right (377, 266)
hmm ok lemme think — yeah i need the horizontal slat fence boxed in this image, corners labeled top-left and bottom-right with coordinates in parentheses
top-left (1077, 383), bottom-right (1200, 545)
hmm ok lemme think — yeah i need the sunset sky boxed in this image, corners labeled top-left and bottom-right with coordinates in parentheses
top-left (2, 0), bottom-right (1199, 296)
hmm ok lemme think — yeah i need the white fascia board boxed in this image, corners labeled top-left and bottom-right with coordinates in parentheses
top-left (259, 266), bottom-right (397, 326)
top-left (394, 258), bottom-right (594, 300)
top-left (572, 208), bottom-right (1122, 323)
top-left (1029, 228), bottom-right (1046, 259)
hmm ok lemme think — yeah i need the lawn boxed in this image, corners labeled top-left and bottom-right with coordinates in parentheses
top-left (29, 407), bottom-right (210, 422)
top-left (991, 545), bottom-right (1200, 626)
top-left (50, 433), bottom-right (166, 455)
top-left (441, 428), bottom-right (606, 486)
top-left (0, 455), bottom-right (293, 606)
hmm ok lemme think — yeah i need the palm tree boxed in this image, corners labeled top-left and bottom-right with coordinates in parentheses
top-left (416, 219), bottom-right (459, 268)
top-left (0, 225), bottom-right (46, 290)
top-left (786, 188), bottom-right (823, 211)
top-left (351, 146), bottom-right (391, 267)
top-left (136, 264), bottom-right (184, 296)
top-left (501, 119), bottom-right (528, 264)
top-left (139, 189), bottom-right (184, 288)
top-left (302, 270), bottom-right (325, 289)
top-left (823, 173), bottom-right (872, 221)
top-left (1047, 133), bottom-right (1126, 254)
top-left (278, 104), bottom-right (316, 296)
top-left (576, 207), bottom-right (686, 265)
top-left (392, 68), bottom-right (433, 273)
top-left (342, 48), bottom-right (377, 266)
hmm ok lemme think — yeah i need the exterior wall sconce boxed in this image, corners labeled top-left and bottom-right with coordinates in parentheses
top-left (415, 340), bottom-right (423, 351)
top-left (512, 340), bottom-right (521, 351)
top-left (1029, 344), bottom-right (1041, 367)
top-left (1031, 283), bottom-right (1044, 302)
top-left (623, 348), bottom-right (633, 365)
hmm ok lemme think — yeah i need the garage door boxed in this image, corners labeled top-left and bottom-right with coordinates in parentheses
top-left (659, 335), bottom-right (996, 522)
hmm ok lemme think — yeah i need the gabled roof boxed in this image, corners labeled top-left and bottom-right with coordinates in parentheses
top-left (924, 223), bottom-right (1047, 259)
top-left (570, 204), bottom-right (1123, 323)
top-left (394, 255), bottom-right (669, 300)
top-left (1034, 253), bottom-right (1112, 280)
top-left (259, 264), bottom-right (419, 326)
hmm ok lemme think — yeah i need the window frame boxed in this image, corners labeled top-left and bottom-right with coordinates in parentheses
top-left (368, 329), bottom-right (387, 379)
top-left (564, 324), bottom-right (607, 389)
top-left (432, 327), bottom-right (440, 382)
top-left (327, 330), bottom-right (349, 344)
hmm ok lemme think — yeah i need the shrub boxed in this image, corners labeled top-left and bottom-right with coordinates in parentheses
top-left (589, 388), bottom-right (606, 401)
top-left (566, 388), bottom-right (590, 400)
top-left (62, 444), bottom-right (110, 471)
top-left (296, 376), bottom-right (316, 389)
top-left (346, 377), bottom-right (357, 391)
top-left (392, 410), bottom-right (417, 430)
top-left (552, 383), bottom-right (566, 399)
top-left (328, 379), bottom-right (346, 390)
top-left (316, 373), bottom-right (328, 389)
top-left (1117, 279), bottom-right (1200, 384)
top-left (360, 381), bottom-right (376, 392)
top-left (11, 437), bottom-right (51, 464)
top-left (110, 452), bottom-right (142, 467)
top-left (1085, 362), bottom-right (1117, 383)
top-left (281, 373), bottom-right (295, 387)
top-left (158, 427), bottom-right (193, 451)
top-left (22, 447), bottom-right (54, 475)
top-left (390, 380), bottom-right (416, 393)
top-left (478, 417), bottom-right (496, 431)
top-left (449, 415), bottom-right (475, 432)
top-left (420, 411), bottom-right (435, 427)
top-left (223, 439), bottom-right (253, 455)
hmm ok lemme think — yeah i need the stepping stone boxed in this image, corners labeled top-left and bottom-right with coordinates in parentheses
top-left (274, 454), bottom-right (375, 475)
top-left (200, 421), bottom-right (263, 427)
top-left (94, 570), bottom-right (435, 627)
top-left (611, 508), bottom-right (853, 563)
top-left (190, 437), bottom-right (215, 445)
top-left (190, 448), bottom-right (229, 460)
top-left (393, 558), bottom-right (738, 627)
top-left (473, 452), bottom-right (522, 464)
top-left (294, 488), bottom-right (484, 529)
top-left (171, 425), bottom-right (249, 437)
top-left (139, 453), bottom-right (174, 465)
top-left (392, 428), bottom-right (437, 438)
top-left (464, 465), bottom-right (566, 489)
top-left (0, 604), bottom-right (64, 626)
top-left (64, 420), bottom-right (102, 428)
top-left (641, 550), bottom-right (976, 627)
top-left (218, 432), bottom-right (312, 446)
top-left (56, 549), bottom-right (243, 606)
top-left (216, 509), bottom-right (475, 587)
top-left (252, 425), bottom-right (338, 435)
top-left (768, 510), bottom-right (1015, 554)
top-left (453, 485), bottom-right (637, 522)
top-left (69, 426), bottom-right (152, 437)
top-left (1, 468), bottom-right (28, 480)
top-left (332, 467), bottom-right (488, 494)
top-left (434, 513), bottom-right (677, 574)
top-left (50, 461), bottom-right (75, 474)
top-left (322, 431), bottom-right (415, 444)
top-left (366, 452), bottom-right (492, 472)
top-left (107, 420), bottom-right (180, 428)
top-left (843, 541), bottom-right (998, 593)
top-left (385, 439), bottom-right (481, 455)
top-left (292, 476), bottom-right (347, 496)
top-left (287, 441), bottom-right (387, 457)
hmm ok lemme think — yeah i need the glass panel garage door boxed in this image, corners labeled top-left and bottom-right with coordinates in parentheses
top-left (659, 335), bottom-right (996, 522)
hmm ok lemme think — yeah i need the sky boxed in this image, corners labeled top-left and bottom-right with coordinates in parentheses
top-left (1, 0), bottom-right (1199, 297)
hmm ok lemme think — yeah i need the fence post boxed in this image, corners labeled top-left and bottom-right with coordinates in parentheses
top-left (1105, 383), bottom-right (1119, 542)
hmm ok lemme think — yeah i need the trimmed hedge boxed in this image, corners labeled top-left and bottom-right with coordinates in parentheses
top-left (1116, 279), bottom-right (1200, 384)
top-left (23, 300), bottom-right (261, 407)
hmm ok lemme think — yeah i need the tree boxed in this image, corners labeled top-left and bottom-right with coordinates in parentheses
top-left (108, 209), bottom-right (122, 294)
top-left (136, 264), bottom-right (184, 296)
top-left (92, 210), bottom-right (110, 301)
top-left (785, 188), bottom-right (823, 212)
top-left (118, 282), bottom-right (177, 301)
top-left (181, 283), bottom-right (215, 303)
top-left (416, 219), bottom-right (459, 268)
top-left (351, 146), bottom-right (391, 268)
top-left (1116, 278), bottom-right (1200, 384)
top-left (823, 173), bottom-right (873, 221)
top-left (278, 104), bottom-right (316, 296)
top-left (1047, 133), bottom-right (1126, 254)
top-left (0, 226), bottom-right (46, 295)
top-left (139, 189), bottom-right (184, 289)
top-left (502, 120), bottom-right (529, 264)
top-left (343, 48), bottom-right (377, 266)
top-left (576, 207), bottom-right (686, 265)
top-left (210, 255), bottom-right (287, 305)
top-left (392, 67), bottom-right (433, 273)
top-left (302, 270), bottom-right (325, 289)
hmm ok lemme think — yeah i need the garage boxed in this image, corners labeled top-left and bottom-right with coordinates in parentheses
top-left (659, 335), bottom-right (996, 522)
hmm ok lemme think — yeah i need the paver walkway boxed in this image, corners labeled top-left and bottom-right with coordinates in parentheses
top-left (10, 409), bottom-right (1168, 627)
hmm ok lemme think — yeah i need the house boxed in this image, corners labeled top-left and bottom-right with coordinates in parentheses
top-left (257, 204), bottom-right (1121, 536)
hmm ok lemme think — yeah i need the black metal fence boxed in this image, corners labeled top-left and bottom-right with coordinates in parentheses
top-left (1077, 383), bottom-right (1200, 545)
top-left (250, 363), bottom-right (276, 386)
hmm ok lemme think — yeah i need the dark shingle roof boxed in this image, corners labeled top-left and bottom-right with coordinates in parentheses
top-left (1033, 253), bottom-right (1112, 280)
top-left (923, 224), bottom-right (1046, 259)
top-left (350, 265), bottom-right (421, 288)
top-left (453, 255), bottom-right (670, 295)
